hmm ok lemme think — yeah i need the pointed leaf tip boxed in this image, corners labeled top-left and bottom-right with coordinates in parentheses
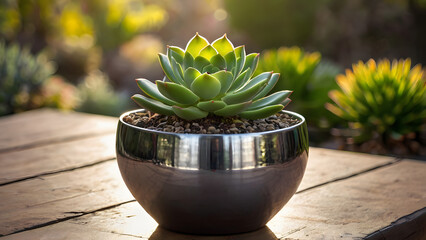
top-left (186, 33), bottom-right (209, 57)
top-left (212, 34), bottom-right (234, 56)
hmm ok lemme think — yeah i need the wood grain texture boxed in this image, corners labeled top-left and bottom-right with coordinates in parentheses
top-left (268, 159), bottom-right (426, 239)
top-left (298, 147), bottom-right (397, 192)
top-left (0, 134), bottom-right (116, 185)
top-left (0, 109), bottom-right (117, 152)
top-left (0, 161), bottom-right (134, 236)
top-left (365, 207), bottom-right (426, 240)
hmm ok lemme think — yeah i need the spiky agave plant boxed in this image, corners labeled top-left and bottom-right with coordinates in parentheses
top-left (326, 59), bottom-right (426, 141)
top-left (132, 33), bottom-right (292, 121)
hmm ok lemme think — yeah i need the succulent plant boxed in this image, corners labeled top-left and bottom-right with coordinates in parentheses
top-left (256, 47), bottom-right (320, 99)
top-left (326, 59), bottom-right (426, 141)
top-left (132, 33), bottom-right (292, 121)
top-left (0, 41), bottom-right (55, 115)
top-left (77, 71), bottom-right (130, 117)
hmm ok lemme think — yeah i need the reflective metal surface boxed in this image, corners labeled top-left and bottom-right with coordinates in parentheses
top-left (116, 110), bottom-right (309, 235)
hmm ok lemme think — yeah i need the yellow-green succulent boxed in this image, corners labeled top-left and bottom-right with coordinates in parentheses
top-left (132, 33), bottom-right (292, 121)
top-left (326, 59), bottom-right (426, 141)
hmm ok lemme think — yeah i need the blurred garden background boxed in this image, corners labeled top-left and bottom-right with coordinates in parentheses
top-left (1, 0), bottom-right (425, 156)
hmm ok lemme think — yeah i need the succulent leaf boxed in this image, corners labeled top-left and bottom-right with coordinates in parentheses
top-left (242, 53), bottom-right (259, 77)
top-left (212, 70), bottom-right (233, 95)
top-left (228, 68), bottom-right (250, 92)
top-left (172, 106), bottom-right (208, 120)
top-left (184, 67), bottom-right (201, 86)
top-left (222, 79), bottom-right (268, 105)
top-left (168, 46), bottom-right (184, 64)
top-left (132, 94), bottom-right (174, 116)
top-left (212, 34), bottom-right (234, 56)
top-left (234, 45), bottom-right (246, 75)
top-left (156, 80), bottom-right (199, 105)
top-left (253, 73), bottom-right (280, 100)
top-left (197, 100), bottom-right (227, 112)
top-left (214, 101), bottom-right (252, 116)
top-left (210, 54), bottom-right (226, 69)
top-left (239, 105), bottom-right (284, 120)
top-left (199, 45), bottom-right (218, 59)
top-left (183, 51), bottom-right (194, 69)
top-left (190, 73), bottom-right (221, 99)
top-left (237, 71), bottom-right (272, 92)
top-left (194, 56), bottom-right (210, 72)
top-left (170, 57), bottom-right (185, 85)
top-left (158, 53), bottom-right (179, 83)
top-left (247, 90), bottom-right (292, 110)
top-left (282, 98), bottom-right (292, 108)
top-left (185, 33), bottom-right (209, 57)
top-left (202, 64), bottom-right (220, 74)
top-left (136, 78), bottom-right (179, 106)
top-left (224, 51), bottom-right (237, 73)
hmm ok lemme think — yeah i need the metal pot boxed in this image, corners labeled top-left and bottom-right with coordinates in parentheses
top-left (116, 110), bottom-right (309, 235)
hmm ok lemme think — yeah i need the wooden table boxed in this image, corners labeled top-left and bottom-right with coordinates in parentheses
top-left (0, 109), bottom-right (425, 239)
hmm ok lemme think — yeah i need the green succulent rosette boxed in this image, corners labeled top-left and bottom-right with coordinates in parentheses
top-left (132, 33), bottom-right (292, 120)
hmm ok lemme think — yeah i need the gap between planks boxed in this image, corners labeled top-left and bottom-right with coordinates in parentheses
top-left (0, 157), bottom-right (116, 187)
top-left (0, 157), bottom-right (402, 238)
top-left (296, 158), bottom-right (402, 194)
top-left (0, 200), bottom-right (136, 238)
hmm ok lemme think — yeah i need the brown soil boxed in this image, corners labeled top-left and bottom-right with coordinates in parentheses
top-left (123, 111), bottom-right (301, 134)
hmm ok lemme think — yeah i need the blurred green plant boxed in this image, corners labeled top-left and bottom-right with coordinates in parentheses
top-left (76, 70), bottom-right (129, 116)
top-left (0, 41), bottom-right (56, 115)
top-left (133, 33), bottom-right (292, 121)
top-left (61, 0), bottom-right (168, 51)
top-left (326, 59), bottom-right (426, 142)
top-left (256, 47), bottom-right (341, 128)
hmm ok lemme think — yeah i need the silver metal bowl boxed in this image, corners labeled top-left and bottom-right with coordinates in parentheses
top-left (116, 110), bottom-right (309, 235)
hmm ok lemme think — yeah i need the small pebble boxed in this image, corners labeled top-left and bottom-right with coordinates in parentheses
top-left (229, 127), bottom-right (239, 133)
top-left (208, 126), bottom-right (216, 133)
top-left (266, 124), bottom-right (275, 131)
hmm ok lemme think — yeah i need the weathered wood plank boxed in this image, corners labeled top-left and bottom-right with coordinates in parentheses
top-left (0, 134), bottom-right (116, 185)
top-left (298, 147), bottom-right (397, 192)
top-left (0, 109), bottom-right (117, 152)
top-left (4, 159), bottom-right (424, 239)
top-left (365, 207), bottom-right (426, 240)
top-left (0, 161), bottom-right (134, 236)
top-left (268, 159), bottom-right (426, 239)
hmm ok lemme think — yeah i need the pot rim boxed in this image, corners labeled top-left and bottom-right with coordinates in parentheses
top-left (119, 109), bottom-right (306, 137)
